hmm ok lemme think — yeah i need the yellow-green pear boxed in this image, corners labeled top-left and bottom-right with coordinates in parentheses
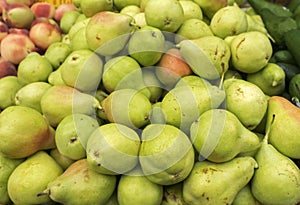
top-left (117, 166), bottom-right (163, 205)
top-left (142, 67), bottom-right (163, 103)
top-left (40, 159), bottom-right (117, 205)
top-left (69, 27), bottom-right (90, 51)
top-left (40, 85), bottom-right (101, 127)
top-left (223, 78), bottom-right (268, 130)
top-left (80, 0), bottom-right (113, 17)
top-left (47, 67), bottom-right (66, 86)
top-left (193, 0), bottom-right (227, 19)
top-left (251, 119), bottom-right (300, 205)
top-left (15, 82), bottom-right (52, 113)
top-left (0, 153), bottom-right (24, 205)
top-left (183, 156), bottom-right (257, 205)
top-left (55, 113), bottom-right (99, 160)
top-left (113, 0), bottom-right (141, 11)
top-left (139, 124), bottom-right (195, 185)
top-left (0, 76), bottom-right (24, 109)
top-left (161, 182), bottom-right (186, 205)
top-left (60, 10), bottom-right (81, 34)
top-left (190, 109), bottom-right (261, 163)
top-left (265, 96), bottom-right (300, 159)
top-left (101, 89), bottom-right (152, 129)
top-left (8, 151), bottom-right (63, 205)
top-left (179, 0), bottom-right (203, 21)
top-left (68, 17), bottom-right (91, 40)
top-left (49, 149), bottom-right (75, 170)
top-left (232, 184), bottom-right (260, 205)
top-left (44, 42), bottom-right (72, 70)
top-left (246, 63), bottom-right (286, 96)
top-left (86, 123), bottom-right (140, 175)
top-left (0, 106), bottom-right (55, 158)
top-left (120, 5), bottom-right (141, 17)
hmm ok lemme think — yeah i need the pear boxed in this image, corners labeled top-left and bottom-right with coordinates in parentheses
top-left (0, 106), bottom-right (55, 158)
top-left (86, 123), bottom-right (140, 175)
top-left (289, 73), bottom-right (300, 100)
top-left (190, 109), bottom-right (261, 163)
top-left (50, 149), bottom-right (75, 170)
top-left (0, 153), bottom-right (24, 205)
top-left (246, 14), bottom-right (268, 34)
top-left (230, 31), bottom-right (273, 73)
top-left (265, 96), bottom-right (300, 159)
top-left (120, 5), bottom-right (141, 17)
top-left (0, 76), bottom-right (24, 109)
top-left (39, 159), bottom-right (117, 205)
top-left (149, 102), bottom-right (166, 124)
top-left (246, 63), bottom-right (286, 96)
top-left (179, 0), bottom-right (203, 21)
top-left (85, 11), bottom-right (135, 56)
top-left (160, 81), bottom-right (225, 134)
top-left (69, 27), bottom-right (90, 51)
top-left (8, 151), bottom-right (63, 205)
top-left (80, 0), bottom-right (113, 17)
top-left (47, 67), bottom-right (66, 86)
top-left (55, 113), bottom-right (99, 160)
top-left (68, 17), bottom-right (91, 40)
top-left (44, 42), bottom-right (72, 69)
top-left (182, 156), bottom-right (257, 205)
top-left (175, 75), bottom-right (210, 88)
top-left (144, 0), bottom-right (184, 33)
top-left (178, 36), bottom-right (231, 80)
top-left (139, 124), bottom-right (195, 185)
top-left (60, 49), bottom-right (103, 93)
top-left (251, 116), bottom-right (300, 205)
top-left (210, 4), bottom-right (248, 39)
top-left (133, 12), bottom-right (147, 28)
top-left (128, 25), bottom-right (165, 67)
top-left (117, 166), bottom-right (163, 205)
top-left (223, 78), bottom-right (268, 130)
top-left (15, 82), bottom-right (52, 113)
top-left (102, 55), bottom-right (151, 98)
top-left (113, 0), bottom-right (141, 11)
top-left (106, 191), bottom-right (119, 205)
top-left (142, 67), bottom-right (163, 103)
top-left (161, 182), bottom-right (187, 205)
top-left (60, 10), bottom-right (81, 34)
top-left (40, 85), bottom-right (101, 127)
top-left (193, 0), bottom-right (227, 19)
top-left (232, 184), bottom-right (260, 205)
top-left (101, 88), bottom-right (152, 129)
top-left (17, 52), bottom-right (53, 85)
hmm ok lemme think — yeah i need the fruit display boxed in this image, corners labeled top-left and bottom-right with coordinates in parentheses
top-left (0, 0), bottom-right (300, 204)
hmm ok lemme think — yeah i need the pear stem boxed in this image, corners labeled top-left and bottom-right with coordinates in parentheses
top-left (37, 188), bottom-right (50, 197)
top-left (263, 114), bottom-right (276, 144)
top-left (218, 67), bottom-right (225, 90)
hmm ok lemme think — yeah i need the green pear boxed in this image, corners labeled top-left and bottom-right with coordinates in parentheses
top-left (49, 149), bottom-right (75, 170)
top-left (0, 76), bottom-right (24, 109)
top-left (17, 52), bottom-right (53, 85)
top-left (102, 56), bottom-right (151, 98)
top-left (69, 27), bottom-right (90, 51)
top-left (40, 85), bottom-right (101, 127)
top-left (86, 123), bottom-right (140, 175)
top-left (246, 63), bottom-right (286, 96)
top-left (193, 0), bottom-right (227, 19)
top-left (190, 109), bottom-right (261, 163)
top-left (80, 0), bottom-right (113, 17)
top-left (60, 49), bottom-right (103, 93)
top-left (175, 75), bottom-right (210, 88)
top-left (8, 151), bottom-right (63, 205)
top-left (149, 102), bottom-right (166, 124)
top-left (160, 82), bottom-right (225, 134)
top-left (40, 159), bottom-right (117, 205)
top-left (144, 0), bottom-right (184, 33)
top-left (133, 12), bottom-right (147, 28)
top-left (128, 25), bottom-right (165, 67)
top-left (117, 166), bottom-right (163, 205)
top-left (178, 36), bottom-right (231, 80)
top-left (44, 42), bottom-right (72, 70)
top-left (246, 14), bottom-right (268, 34)
top-left (179, 0), bottom-right (203, 21)
top-left (142, 67), bottom-right (163, 103)
top-left (223, 78), bottom-right (268, 130)
top-left (161, 182), bottom-right (187, 205)
top-left (0, 106), bottom-right (55, 158)
top-left (120, 5), bottom-right (141, 17)
top-left (230, 31), bottom-right (273, 73)
top-left (175, 18), bottom-right (213, 43)
top-left (232, 184), bottom-right (260, 205)
top-left (224, 69), bottom-right (242, 80)
top-left (55, 113), bottom-right (99, 160)
top-left (139, 124), bottom-right (195, 185)
top-left (251, 120), bottom-right (300, 205)
top-left (210, 4), bottom-right (248, 39)
top-left (85, 11), bottom-right (135, 56)
top-left (106, 191), bottom-right (119, 205)
top-left (0, 153), bottom-right (24, 205)
top-left (113, 0), bottom-right (141, 11)
top-left (68, 17), bottom-right (91, 40)
top-left (183, 156), bottom-right (257, 205)
top-left (15, 82), bottom-right (52, 113)
top-left (47, 67), bottom-right (66, 86)
top-left (265, 96), bottom-right (300, 159)
top-left (60, 10), bottom-right (81, 34)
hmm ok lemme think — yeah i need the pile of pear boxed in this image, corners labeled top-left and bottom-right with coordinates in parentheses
top-left (0, 0), bottom-right (300, 204)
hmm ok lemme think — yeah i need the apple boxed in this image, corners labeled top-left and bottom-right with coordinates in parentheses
top-left (31, 2), bottom-right (56, 19)
top-left (29, 18), bottom-right (62, 51)
top-left (0, 58), bottom-right (17, 78)
top-left (0, 0), bottom-right (8, 15)
top-left (0, 33), bottom-right (36, 64)
top-left (54, 3), bottom-right (77, 22)
top-left (0, 20), bottom-right (9, 42)
top-left (8, 28), bottom-right (29, 36)
top-left (6, 0), bottom-right (35, 7)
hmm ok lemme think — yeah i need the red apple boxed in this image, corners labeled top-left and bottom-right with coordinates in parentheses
top-left (31, 2), bottom-right (56, 19)
top-left (0, 33), bottom-right (36, 64)
top-left (0, 0), bottom-right (8, 15)
top-left (2, 3), bottom-right (35, 29)
top-left (54, 3), bottom-right (77, 22)
top-left (0, 20), bottom-right (9, 42)
top-left (0, 58), bottom-right (17, 78)
top-left (29, 18), bottom-right (62, 51)
top-left (9, 28), bottom-right (29, 36)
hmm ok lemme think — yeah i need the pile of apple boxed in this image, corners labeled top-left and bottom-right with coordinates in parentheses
top-left (0, 0), bottom-right (300, 205)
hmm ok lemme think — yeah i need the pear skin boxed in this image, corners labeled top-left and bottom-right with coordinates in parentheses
top-left (0, 106), bottom-right (55, 158)
top-left (232, 184), bottom-right (260, 205)
top-left (8, 151), bottom-right (63, 205)
top-left (266, 96), bottom-right (300, 159)
top-left (183, 156), bottom-right (257, 205)
top-left (41, 159), bottom-right (117, 205)
top-left (0, 76), bottom-right (24, 109)
top-left (161, 182), bottom-right (187, 205)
